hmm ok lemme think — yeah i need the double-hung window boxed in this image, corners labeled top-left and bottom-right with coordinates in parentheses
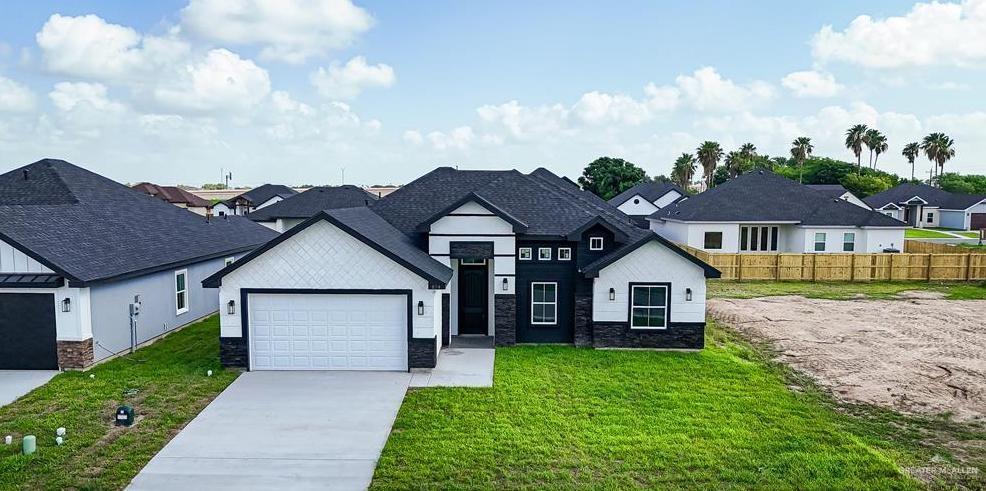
top-left (814, 233), bottom-right (827, 252)
top-left (175, 269), bottom-right (189, 315)
top-left (843, 232), bottom-right (855, 252)
top-left (630, 284), bottom-right (668, 329)
top-left (530, 282), bottom-right (557, 325)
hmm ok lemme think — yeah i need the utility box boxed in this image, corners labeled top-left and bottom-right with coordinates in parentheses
top-left (115, 405), bottom-right (135, 427)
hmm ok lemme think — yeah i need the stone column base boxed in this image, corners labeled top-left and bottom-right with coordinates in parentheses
top-left (56, 339), bottom-right (94, 369)
top-left (220, 337), bottom-right (248, 369)
top-left (494, 294), bottom-right (516, 346)
top-left (409, 337), bottom-right (437, 368)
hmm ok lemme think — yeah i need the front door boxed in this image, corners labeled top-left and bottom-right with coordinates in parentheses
top-left (457, 263), bottom-right (488, 335)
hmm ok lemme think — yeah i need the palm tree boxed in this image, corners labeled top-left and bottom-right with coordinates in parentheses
top-left (871, 131), bottom-right (888, 169)
top-left (902, 142), bottom-right (920, 180)
top-left (863, 128), bottom-right (883, 169)
top-left (696, 141), bottom-right (724, 190)
top-left (790, 136), bottom-right (813, 183)
top-left (845, 124), bottom-right (868, 173)
top-left (921, 132), bottom-right (955, 186)
top-left (670, 153), bottom-right (696, 189)
top-left (724, 151), bottom-right (743, 178)
top-left (739, 143), bottom-right (757, 157)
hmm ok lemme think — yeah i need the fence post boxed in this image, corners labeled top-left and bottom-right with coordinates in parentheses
top-left (926, 253), bottom-right (933, 282)
top-left (966, 253), bottom-right (972, 281)
top-left (737, 254), bottom-right (742, 281)
top-left (850, 254), bottom-right (855, 281)
top-left (889, 253), bottom-right (894, 281)
top-left (811, 254), bottom-right (817, 282)
top-left (775, 254), bottom-right (781, 281)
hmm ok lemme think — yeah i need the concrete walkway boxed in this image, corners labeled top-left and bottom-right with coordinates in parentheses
top-left (129, 371), bottom-right (411, 491)
top-left (410, 348), bottom-right (495, 388)
top-left (0, 370), bottom-right (58, 407)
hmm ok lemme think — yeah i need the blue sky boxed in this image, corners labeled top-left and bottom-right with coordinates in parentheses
top-left (0, 0), bottom-right (983, 186)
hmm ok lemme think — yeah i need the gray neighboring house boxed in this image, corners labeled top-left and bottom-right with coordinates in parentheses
top-left (212, 184), bottom-right (298, 217)
top-left (246, 185), bottom-right (379, 232)
top-left (0, 159), bottom-right (277, 370)
top-left (863, 183), bottom-right (986, 230)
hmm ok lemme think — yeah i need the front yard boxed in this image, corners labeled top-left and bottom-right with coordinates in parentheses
top-left (0, 316), bottom-right (236, 490)
top-left (707, 280), bottom-right (986, 300)
top-left (373, 322), bottom-right (984, 489)
top-left (906, 228), bottom-right (956, 239)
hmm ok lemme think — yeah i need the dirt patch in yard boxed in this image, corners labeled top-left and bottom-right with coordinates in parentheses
top-left (708, 295), bottom-right (986, 422)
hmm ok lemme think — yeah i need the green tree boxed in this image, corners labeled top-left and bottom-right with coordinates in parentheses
top-left (921, 132), bottom-right (956, 186)
top-left (200, 183), bottom-right (227, 190)
top-left (902, 142), bottom-right (920, 180)
top-left (869, 131), bottom-right (888, 169)
top-left (670, 153), bottom-right (697, 189)
top-left (696, 141), bottom-right (724, 189)
top-left (841, 173), bottom-right (893, 197)
top-left (577, 157), bottom-right (648, 200)
top-left (939, 173), bottom-right (986, 194)
top-left (789, 136), bottom-right (813, 183)
top-left (845, 124), bottom-right (868, 173)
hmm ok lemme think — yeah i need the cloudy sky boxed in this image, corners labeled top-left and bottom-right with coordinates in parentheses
top-left (0, 0), bottom-right (984, 187)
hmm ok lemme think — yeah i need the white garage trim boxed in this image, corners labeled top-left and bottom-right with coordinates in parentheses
top-left (241, 288), bottom-right (412, 371)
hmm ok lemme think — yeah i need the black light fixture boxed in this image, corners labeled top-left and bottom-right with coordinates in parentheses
top-left (609, 288), bottom-right (616, 301)
top-left (61, 297), bottom-right (71, 312)
top-left (227, 300), bottom-right (236, 315)
top-left (685, 288), bottom-right (693, 302)
top-left (417, 300), bottom-right (424, 315)
top-left (502, 278), bottom-right (509, 291)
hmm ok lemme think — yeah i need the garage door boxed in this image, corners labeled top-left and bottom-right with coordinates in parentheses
top-left (0, 293), bottom-right (58, 370)
top-left (971, 213), bottom-right (986, 231)
top-left (248, 293), bottom-right (407, 371)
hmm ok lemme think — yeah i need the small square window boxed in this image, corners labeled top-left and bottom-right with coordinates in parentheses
top-left (519, 247), bottom-right (532, 260)
top-left (703, 231), bottom-right (723, 250)
top-left (538, 247), bottom-right (552, 260)
top-left (224, 256), bottom-right (235, 267)
top-left (558, 248), bottom-right (572, 260)
top-left (813, 232), bottom-right (826, 252)
top-left (589, 237), bottom-right (604, 251)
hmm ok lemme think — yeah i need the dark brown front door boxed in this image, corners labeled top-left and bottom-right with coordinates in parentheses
top-left (971, 213), bottom-right (986, 231)
top-left (457, 264), bottom-right (488, 335)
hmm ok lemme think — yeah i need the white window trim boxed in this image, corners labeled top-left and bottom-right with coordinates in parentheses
top-left (589, 237), bottom-right (604, 251)
top-left (813, 233), bottom-right (826, 252)
top-left (224, 256), bottom-right (235, 267)
top-left (630, 284), bottom-right (668, 330)
top-left (175, 269), bottom-right (189, 315)
top-left (538, 247), bottom-right (552, 260)
top-left (530, 282), bottom-right (558, 325)
top-left (558, 247), bottom-right (572, 261)
top-left (519, 247), bottom-right (532, 260)
top-left (843, 232), bottom-right (855, 252)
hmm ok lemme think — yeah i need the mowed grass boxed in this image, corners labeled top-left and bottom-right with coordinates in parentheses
top-left (373, 323), bottom-right (982, 489)
top-left (707, 280), bottom-right (986, 300)
top-left (0, 315), bottom-right (237, 490)
top-left (905, 228), bottom-right (954, 238)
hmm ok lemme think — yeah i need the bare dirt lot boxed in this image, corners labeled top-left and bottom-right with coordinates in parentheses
top-left (709, 293), bottom-right (986, 422)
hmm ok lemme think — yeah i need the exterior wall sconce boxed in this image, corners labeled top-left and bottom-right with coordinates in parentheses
top-left (685, 288), bottom-right (693, 302)
top-left (609, 288), bottom-right (616, 301)
top-left (502, 278), bottom-right (509, 291)
top-left (417, 300), bottom-right (424, 315)
top-left (227, 300), bottom-right (236, 315)
top-left (61, 298), bottom-right (71, 312)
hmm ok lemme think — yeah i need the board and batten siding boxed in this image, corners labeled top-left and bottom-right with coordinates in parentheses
top-left (0, 239), bottom-right (54, 273)
top-left (427, 201), bottom-right (516, 295)
top-left (217, 220), bottom-right (438, 340)
top-left (592, 241), bottom-right (707, 324)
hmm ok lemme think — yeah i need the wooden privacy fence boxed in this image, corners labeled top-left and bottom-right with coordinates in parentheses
top-left (680, 245), bottom-right (986, 282)
top-left (904, 239), bottom-right (982, 254)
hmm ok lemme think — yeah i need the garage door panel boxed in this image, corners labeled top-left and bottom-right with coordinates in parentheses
top-left (249, 293), bottom-right (407, 371)
top-left (0, 293), bottom-right (58, 370)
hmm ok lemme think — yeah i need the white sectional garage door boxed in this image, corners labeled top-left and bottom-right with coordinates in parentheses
top-left (248, 293), bottom-right (407, 371)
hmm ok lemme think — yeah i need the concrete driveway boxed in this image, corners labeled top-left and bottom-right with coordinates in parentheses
top-left (0, 370), bottom-right (59, 407)
top-left (129, 371), bottom-right (411, 490)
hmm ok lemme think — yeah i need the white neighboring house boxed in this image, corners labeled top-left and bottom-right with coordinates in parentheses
top-left (649, 171), bottom-right (906, 253)
top-left (246, 185), bottom-right (380, 233)
top-left (864, 183), bottom-right (986, 230)
top-left (806, 184), bottom-right (871, 209)
top-left (608, 182), bottom-right (687, 227)
top-left (214, 184), bottom-right (298, 216)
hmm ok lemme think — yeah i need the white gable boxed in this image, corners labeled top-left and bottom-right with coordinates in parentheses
top-left (0, 239), bottom-right (54, 273)
top-left (616, 194), bottom-right (660, 216)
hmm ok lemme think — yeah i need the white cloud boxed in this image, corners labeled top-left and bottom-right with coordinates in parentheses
top-left (151, 49), bottom-right (271, 114)
top-left (49, 82), bottom-right (126, 113)
top-left (675, 67), bottom-right (774, 112)
top-left (477, 100), bottom-right (569, 140)
top-left (812, 0), bottom-right (986, 68)
top-left (0, 75), bottom-right (35, 112)
top-left (427, 126), bottom-right (475, 151)
top-left (781, 70), bottom-right (844, 97)
top-left (403, 130), bottom-right (424, 145)
top-left (181, 0), bottom-right (373, 63)
top-left (572, 84), bottom-right (679, 125)
top-left (931, 81), bottom-right (971, 91)
top-left (310, 56), bottom-right (395, 100)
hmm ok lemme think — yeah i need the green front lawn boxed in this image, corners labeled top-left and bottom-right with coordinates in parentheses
top-left (905, 228), bottom-right (955, 238)
top-left (0, 316), bottom-right (236, 490)
top-left (707, 280), bottom-right (986, 300)
top-left (373, 323), bottom-right (983, 489)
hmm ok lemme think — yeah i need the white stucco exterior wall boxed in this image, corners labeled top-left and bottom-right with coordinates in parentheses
top-left (217, 220), bottom-right (438, 340)
top-left (796, 227), bottom-right (904, 253)
top-left (592, 241), bottom-right (707, 324)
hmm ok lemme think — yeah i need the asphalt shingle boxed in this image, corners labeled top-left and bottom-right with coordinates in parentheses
top-left (246, 185), bottom-right (378, 221)
top-left (863, 183), bottom-right (986, 210)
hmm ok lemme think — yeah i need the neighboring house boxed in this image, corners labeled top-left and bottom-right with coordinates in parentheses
top-left (608, 182), bottom-right (687, 227)
top-left (246, 185), bottom-right (380, 232)
top-left (650, 170), bottom-right (906, 254)
top-left (213, 184), bottom-right (298, 216)
top-left (806, 184), bottom-right (871, 209)
top-left (0, 159), bottom-right (277, 370)
top-left (203, 167), bottom-right (720, 372)
top-left (864, 183), bottom-right (986, 230)
top-left (131, 182), bottom-right (213, 216)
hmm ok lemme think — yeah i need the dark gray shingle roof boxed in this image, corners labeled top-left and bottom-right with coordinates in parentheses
top-left (863, 183), bottom-right (986, 210)
top-left (806, 184), bottom-right (850, 199)
top-left (227, 183), bottom-right (297, 206)
top-left (653, 170), bottom-right (904, 227)
top-left (608, 182), bottom-right (686, 208)
top-left (0, 159), bottom-right (278, 285)
top-left (246, 185), bottom-right (378, 221)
